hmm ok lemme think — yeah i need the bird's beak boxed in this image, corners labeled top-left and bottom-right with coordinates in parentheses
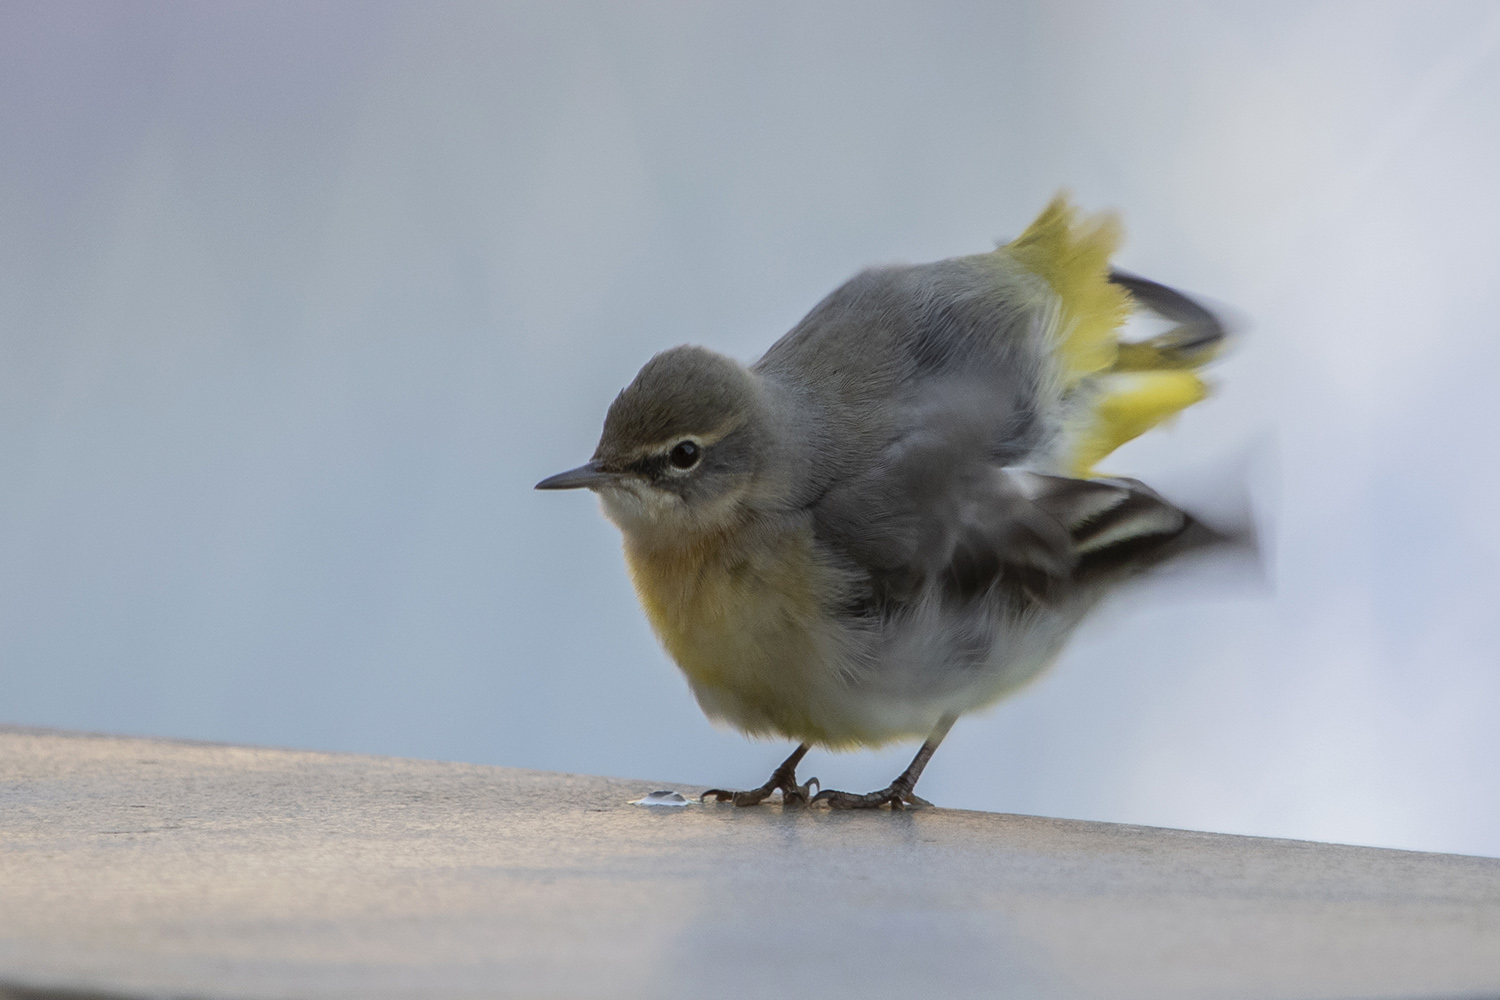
top-left (534, 460), bottom-right (618, 491)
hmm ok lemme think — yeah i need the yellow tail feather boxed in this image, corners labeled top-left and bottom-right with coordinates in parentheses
top-left (1066, 370), bottom-right (1207, 478)
top-left (1002, 194), bottom-right (1215, 478)
top-left (1002, 195), bottom-right (1130, 389)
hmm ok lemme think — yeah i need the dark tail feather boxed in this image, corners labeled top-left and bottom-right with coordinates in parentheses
top-left (1108, 269), bottom-right (1228, 365)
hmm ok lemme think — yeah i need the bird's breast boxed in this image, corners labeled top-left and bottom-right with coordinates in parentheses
top-left (622, 523), bottom-right (858, 744)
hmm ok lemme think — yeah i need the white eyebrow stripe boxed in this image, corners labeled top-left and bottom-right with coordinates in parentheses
top-left (622, 420), bottom-right (745, 461)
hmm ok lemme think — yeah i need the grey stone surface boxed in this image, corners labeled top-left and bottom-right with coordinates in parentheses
top-left (1, 726), bottom-right (1497, 1000)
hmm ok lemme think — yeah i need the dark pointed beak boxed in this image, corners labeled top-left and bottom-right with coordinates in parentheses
top-left (534, 460), bottom-right (618, 491)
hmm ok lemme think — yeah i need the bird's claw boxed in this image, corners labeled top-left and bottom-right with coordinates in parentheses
top-left (810, 785), bottom-right (929, 810)
top-left (788, 776), bottom-right (821, 805)
top-left (700, 786), bottom-right (770, 806)
top-left (701, 775), bottom-right (820, 808)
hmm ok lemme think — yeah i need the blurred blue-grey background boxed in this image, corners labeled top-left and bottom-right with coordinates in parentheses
top-left (3, 1), bottom-right (1499, 856)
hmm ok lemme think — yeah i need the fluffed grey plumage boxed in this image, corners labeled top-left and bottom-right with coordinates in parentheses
top-left (538, 197), bottom-right (1232, 806)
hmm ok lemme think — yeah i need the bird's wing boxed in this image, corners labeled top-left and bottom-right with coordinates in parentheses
top-left (760, 195), bottom-right (1229, 606)
top-left (813, 437), bottom-right (1200, 611)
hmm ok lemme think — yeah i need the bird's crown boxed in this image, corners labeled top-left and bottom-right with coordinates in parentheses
top-left (593, 346), bottom-right (759, 467)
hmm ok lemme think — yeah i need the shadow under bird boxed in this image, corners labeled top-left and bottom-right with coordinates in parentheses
top-left (538, 196), bottom-right (1231, 809)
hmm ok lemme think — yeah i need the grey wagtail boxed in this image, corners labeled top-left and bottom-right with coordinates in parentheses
top-left (537, 195), bottom-right (1229, 809)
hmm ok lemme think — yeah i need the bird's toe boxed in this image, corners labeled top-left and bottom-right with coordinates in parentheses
top-left (700, 786), bottom-right (772, 806)
top-left (810, 788), bottom-right (897, 810)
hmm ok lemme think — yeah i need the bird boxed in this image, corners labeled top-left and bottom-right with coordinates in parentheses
top-left (536, 195), bottom-right (1231, 809)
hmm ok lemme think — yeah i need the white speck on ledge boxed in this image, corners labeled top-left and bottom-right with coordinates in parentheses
top-left (631, 790), bottom-right (691, 807)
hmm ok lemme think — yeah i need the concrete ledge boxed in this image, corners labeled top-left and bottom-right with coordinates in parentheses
top-left (2, 726), bottom-right (1497, 1000)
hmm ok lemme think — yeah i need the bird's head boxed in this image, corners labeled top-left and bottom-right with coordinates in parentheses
top-left (536, 346), bottom-right (769, 548)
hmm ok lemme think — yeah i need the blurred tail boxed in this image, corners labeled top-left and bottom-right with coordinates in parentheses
top-left (1066, 269), bottom-right (1228, 478)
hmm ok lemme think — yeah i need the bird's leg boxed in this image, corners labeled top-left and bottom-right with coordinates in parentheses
top-left (811, 715), bottom-right (957, 810)
top-left (701, 743), bottom-right (820, 807)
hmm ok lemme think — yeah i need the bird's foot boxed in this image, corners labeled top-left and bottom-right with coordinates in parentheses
top-left (701, 763), bottom-right (819, 808)
top-left (810, 784), bottom-right (934, 810)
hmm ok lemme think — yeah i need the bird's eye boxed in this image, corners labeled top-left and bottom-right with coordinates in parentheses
top-left (669, 440), bottom-right (700, 469)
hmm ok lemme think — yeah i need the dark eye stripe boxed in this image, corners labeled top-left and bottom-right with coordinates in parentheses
top-left (627, 454), bottom-right (667, 478)
top-left (625, 440), bottom-right (705, 482)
